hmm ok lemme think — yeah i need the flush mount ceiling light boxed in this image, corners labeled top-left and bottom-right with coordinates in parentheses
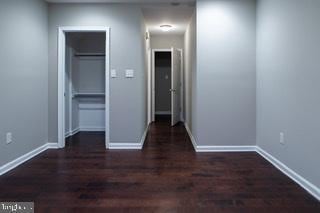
top-left (160, 25), bottom-right (173, 32)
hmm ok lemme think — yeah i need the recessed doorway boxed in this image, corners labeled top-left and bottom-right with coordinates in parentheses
top-left (151, 48), bottom-right (183, 126)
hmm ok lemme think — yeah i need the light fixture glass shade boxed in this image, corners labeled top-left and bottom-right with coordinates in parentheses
top-left (160, 25), bottom-right (172, 32)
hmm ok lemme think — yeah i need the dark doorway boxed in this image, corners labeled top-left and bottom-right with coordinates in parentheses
top-left (155, 51), bottom-right (171, 123)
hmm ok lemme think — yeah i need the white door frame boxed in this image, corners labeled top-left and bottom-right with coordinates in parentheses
top-left (147, 48), bottom-right (152, 124)
top-left (58, 26), bottom-right (110, 149)
top-left (177, 49), bottom-right (184, 122)
top-left (150, 48), bottom-right (184, 122)
top-left (66, 47), bottom-right (73, 136)
top-left (151, 49), bottom-right (171, 122)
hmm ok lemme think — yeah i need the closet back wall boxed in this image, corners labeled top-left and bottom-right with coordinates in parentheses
top-left (48, 3), bottom-right (147, 144)
top-left (65, 33), bottom-right (106, 135)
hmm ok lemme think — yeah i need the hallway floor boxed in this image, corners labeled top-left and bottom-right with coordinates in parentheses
top-left (0, 117), bottom-right (319, 212)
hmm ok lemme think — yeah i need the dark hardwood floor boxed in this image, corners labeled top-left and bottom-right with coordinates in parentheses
top-left (0, 116), bottom-right (319, 212)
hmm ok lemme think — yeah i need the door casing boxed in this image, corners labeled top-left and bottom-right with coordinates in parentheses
top-left (150, 48), bottom-right (184, 123)
top-left (57, 26), bottom-right (110, 148)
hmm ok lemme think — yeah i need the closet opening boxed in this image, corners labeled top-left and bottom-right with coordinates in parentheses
top-left (58, 27), bottom-right (110, 149)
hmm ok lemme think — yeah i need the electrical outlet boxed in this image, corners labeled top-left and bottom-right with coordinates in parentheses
top-left (280, 132), bottom-right (285, 145)
top-left (6, 132), bottom-right (12, 144)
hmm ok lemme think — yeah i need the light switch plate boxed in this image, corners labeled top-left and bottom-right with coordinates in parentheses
top-left (125, 69), bottom-right (134, 78)
top-left (111, 69), bottom-right (117, 78)
top-left (280, 132), bottom-right (285, 145)
top-left (6, 132), bottom-right (12, 144)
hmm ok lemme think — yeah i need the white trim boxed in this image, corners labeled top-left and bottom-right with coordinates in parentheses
top-left (184, 123), bottom-right (256, 152)
top-left (151, 50), bottom-right (155, 122)
top-left (184, 123), bottom-right (197, 151)
top-left (180, 50), bottom-right (184, 122)
top-left (0, 143), bottom-right (58, 176)
top-left (65, 127), bottom-right (80, 138)
top-left (79, 127), bottom-right (105, 132)
top-left (58, 28), bottom-right (65, 148)
top-left (256, 146), bottom-right (320, 201)
top-left (65, 131), bottom-right (72, 138)
top-left (66, 127), bottom-right (107, 137)
top-left (140, 124), bottom-right (149, 148)
top-left (78, 103), bottom-right (105, 110)
top-left (151, 49), bottom-right (172, 122)
top-left (147, 48), bottom-right (152, 124)
top-left (57, 26), bottom-right (110, 149)
top-left (46, 143), bottom-right (59, 149)
top-left (155, 111), bottom-right (171, 115)
top-left (184, 124), bottom-right (320, 201)
top-left (104, 27), bottom-right (110, 148)
top-left (1, 133), bottom-right (319, 202)
top-left (170, 47), bottom-right (175, 126)
top-left (196, 145), bottom-right (256, 152)
top-left (109, 124), bottom-right (149, 150)
top-left (66, 127), bottom-right (107, 138)
top-left (67, 47), bottom-right (73, 137)
top-left (109, 143), bottom-right (143, 150)
top-left (185, 123), bottom-right (256, 152)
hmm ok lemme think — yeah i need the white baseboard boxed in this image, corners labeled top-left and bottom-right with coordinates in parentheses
top-left (256, 146), bottom-right (320, 201)
top-left (79, 127), bottom-right (105, 132)
top-left (184, 123), bottom-right (255, 152)
top-left (109, 124), bottom-right (150, 150)
top-left (184, 123), bottom-right (197, 151)
top-left (65, 127), bottom-right (80, 138)
top-left (46, 142), bottom-right (59, 149)
top-left (140, 124), bottom-right (150, 148)
top-left (155, 111), bottom-right (171, 115)
top-left (65, 127), bottom-right (104, 138)
top-left (183, 123), bottom-right (319, 200)
top-left (1, 129), bottom-right (319, 202)
top-left (65, 132), bottom-right (71, 138)
top-left (109, 143), bottom-right (143, 149)
top-left (0, 142), bottom-right (58, 176)
top-left (197, 145), bottom-right (256, 152)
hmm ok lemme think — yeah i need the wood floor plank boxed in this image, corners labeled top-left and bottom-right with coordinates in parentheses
top-left (0, 116), bottom-right (319, 212)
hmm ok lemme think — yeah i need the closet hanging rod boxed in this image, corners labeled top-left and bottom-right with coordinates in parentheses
top-left (73, 93), bottom-right (106, 97)
top-left (74, 53), bottom-right (105, 57)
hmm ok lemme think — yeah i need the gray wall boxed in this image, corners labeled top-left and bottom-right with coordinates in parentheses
top-left (184, 11), bottom-right (196, 131)
top-left (48, 3), bottom-right (147, 143)
top-left (0, 0), bottom-right (48, 165)
top-left (151, 35), bottom-right (184, 50)
top-left (257, 0), bottom-right (320, 188)
top-left (195, 0), bottom-right (256, 146)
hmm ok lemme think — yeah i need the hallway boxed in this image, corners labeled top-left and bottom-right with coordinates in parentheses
top-left (0, 118), bottom-right (319, 212)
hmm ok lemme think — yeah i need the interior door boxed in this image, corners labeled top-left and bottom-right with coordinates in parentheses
top-left (171, 47), bottom-right (181, 126)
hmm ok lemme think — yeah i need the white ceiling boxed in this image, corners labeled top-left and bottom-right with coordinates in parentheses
top-left (142, 3), bottom-right (195, 35)
top-left (45, 0), bottom-right (195, 36)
